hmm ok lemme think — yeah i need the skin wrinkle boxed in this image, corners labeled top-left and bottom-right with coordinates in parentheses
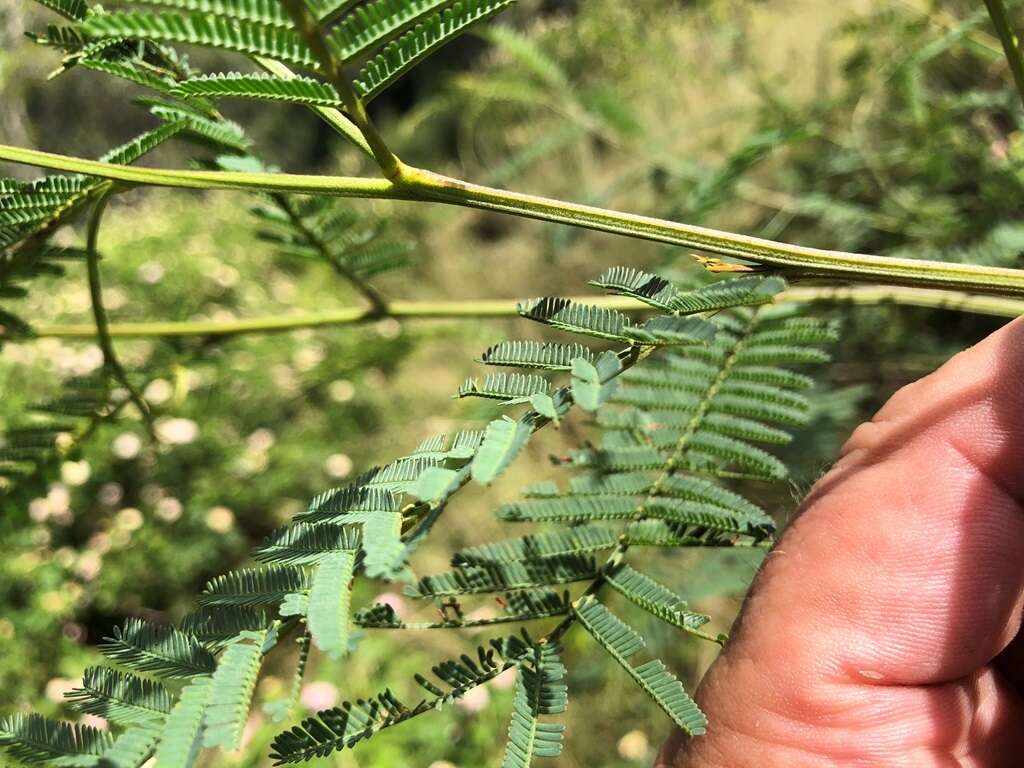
top-left (660, 318), bottom-right (1024, 767)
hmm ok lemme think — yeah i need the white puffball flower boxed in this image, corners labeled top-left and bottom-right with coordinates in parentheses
top-left (293, 344), bottom-right (325, 372)
top-left (271, 277), bottom-right (296, 302)
top-left (112, 432), bottom-right (142, 460)
top-left (247, 428), bottom-right (275, 452)
top-left (75, 551), bottom-right (102, 581)
top-left (213, 263), bottom-right (240, 288)
top-left (140, 484), bottom-right (163, 505)
top-left (205, 505), bottom-right (234, 532)
top-left (271, 364), bottom-right (299, 395)
top-left (29, 498), bottom-right (50, 522)
top-left (617, 730), bottom-right (650, 761)
top-left (60, 460), bottom-right (90, 487)
top-left (324, 453), bottom-right (353, 479)
top-left (328, 379), bottom-right (356, 403)
top-left (144, 378), bottom-right (173, 405)
top-left (47, 484), bottom-right (71, 515)
top-left (45, 678), bottom-right (78, 703)
top-left (88, 532), bottom-right (112, 554)
top-left (138, 261), bottom-right (165, 284)
top-left (102, 287), bottom-right (127, 310)
top-left (115, 507), bottom-right (144, 532)
top-left (375, 317), bottom-right (401, 339)
top-left (155, 497), bottom-right (183, 523)
top-left (71, 346), bottom-right (104, 376)
top-left (156, 418), bottom-right (199, 445)
top-left (98, 482), bottom-right (124, 506)
top-left (429, 763), bottom-right (458, 768)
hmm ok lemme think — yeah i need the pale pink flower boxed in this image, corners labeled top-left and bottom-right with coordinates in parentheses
top-left (300, 681), bottom-right (339, 711)
top-left (455, 685), bottom-right (489, 713)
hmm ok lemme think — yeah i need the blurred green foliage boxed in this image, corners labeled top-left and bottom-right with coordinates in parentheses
top-left (3, 0), bottom-right (1024, 765)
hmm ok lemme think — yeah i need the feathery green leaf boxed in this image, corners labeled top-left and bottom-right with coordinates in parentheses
top-left (171, 72), bottom-right (343, 107)
top-left (472, 415), bottom-right (534, 484)
top-left (669, 276), bottom-right (785, 314)
top-left (36, 0), bottom-right (89, 21)
top-left (65, 667), bottom-right (172, 727)
top-left (604, 564), bottom-right (710, 631)
top-left (496, 495), bottom-right (638, 523)
top-left (306, 551), bottom-right (357, 660)
top-left (500, 642), bottom-right (567, 767)
top-left (480, 340), bottom-right (596, 371)
top-left (459, 372), bottom-right (550, 404)
top-left (0, 714), bottom-right (112, 766)
top-left (589, 266), bottom-right (681, 311)
top-left (94, 726), bottom-right (161, 768)
top-left (254, 523), bottom-right (361, 566)
top-left (79, 12), bottom-right (316, 67)
top-left (408, 555), bottom-right (598, 597)
top-left (99, 618), bottom-right (216, 678)
top-left (571, 351), bottom-right (621, 411)
top-left (575, 597), bottom-right (705, 735)
top-left (198, 565), bottom-right (309, 608)
top-left (623, 314), bottom-right (717, 346)
top-left (128, 0), bottom-right (293, 27)
top-left (179, 606), bottom-right (270, 650)
top-left (355, 0), bottom-right (518, 101)
top-left (453, 525), bottom-right (619, 566)
top-left (203, 628), bottom-right (271, 750)
top-left (151, 676), bottom-right (213, 768)
top-left (518, 297), bottom-right (631, 341)
top-left (327, 0), bottom-right (457, 61)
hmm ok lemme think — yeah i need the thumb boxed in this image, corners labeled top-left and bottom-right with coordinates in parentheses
top-left (660, 317), bottom-right (1024, 767)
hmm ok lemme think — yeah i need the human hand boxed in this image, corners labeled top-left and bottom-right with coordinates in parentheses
top-left (657, 319), bottom-right (1024, 767)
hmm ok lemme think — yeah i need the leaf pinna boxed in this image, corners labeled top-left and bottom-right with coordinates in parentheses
top-left (1, 2), bottom-right (842, 757)
top-left (0, 263), bottom-right (833, 767)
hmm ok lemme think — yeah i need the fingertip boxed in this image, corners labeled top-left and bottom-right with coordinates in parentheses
top-left (655, 728), bottom-right (684, 768)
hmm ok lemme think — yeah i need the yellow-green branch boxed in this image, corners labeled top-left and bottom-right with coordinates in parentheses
top-left (84, 188), bottom-right (154, 431)
top-left (984, 0), bottom-right (1024, 109)
top-left (6, 142), bottom-right (1024, 297)
top-left (0, 144), bottom-right (397, 196)
top-left (24, 287), bottom-right (1024, 340)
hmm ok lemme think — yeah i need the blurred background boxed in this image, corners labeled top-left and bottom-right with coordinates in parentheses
top-left (1, 0), bottom-right (1021, 765)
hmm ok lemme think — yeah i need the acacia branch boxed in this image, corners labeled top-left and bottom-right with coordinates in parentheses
top-left (984, 0), bottom-right (1024, 109)
top-left (6, 143), bottom-right (1024, 296)
top-left (24, 287), bottom-right (1024, 341)
top-left (277, 0), bottom-right (401, 177)
top-left (84, 188), bottom-right (155, 434)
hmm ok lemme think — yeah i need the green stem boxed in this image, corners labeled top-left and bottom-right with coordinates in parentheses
top-left (25, 286), bottom-right (1024, 340)
top-left (0, 143), bottom-right (397, 195)
top-left (400, 167), bottom-right (1024, 295)
top-left (29, 297), bottom-right (614, 339)
top-left (984, 0), bottom-right (1024, 109)
top-left (271, 192), bottom-right (388, 312)
top-left (7, 142), bottom-right (1024, 296)
top-left (277, 0), bottom-right (401, 178)
top-left (84, 189), bottom-right (155, 434)
top-left (780, 285), bottom-right (1024, 316)
top-left (252, 57), bottom-right (374, 159)
top-left (355, 606), bottom-right (572, 631)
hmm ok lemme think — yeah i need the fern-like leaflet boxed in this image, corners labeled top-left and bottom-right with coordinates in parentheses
top-left (66, 0), bottom-right (518, 109)
top-left (0, 267), bottom-right (835, 767)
